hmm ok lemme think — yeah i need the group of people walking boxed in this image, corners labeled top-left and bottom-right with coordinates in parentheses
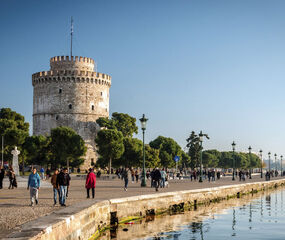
top-left (27, 167), bottom-right (71, 206)
top-left (115, 168), bottom-right (140, 183)
top-left (27, 167), bottom-right (96, 206)
top-left (265, 170), bottom-right (280, 181)
top-left (119, 167), bottom-right (169, 192)
top-left (0, 166), bottom-right (17, 189)
top-left (50, 168), bottom-right (71, 206)
top-left (189, 169), bottom-right (222, 181)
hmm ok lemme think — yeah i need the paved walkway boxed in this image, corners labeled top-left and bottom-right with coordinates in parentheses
top-left (0, 174), bottom-right (283, 238)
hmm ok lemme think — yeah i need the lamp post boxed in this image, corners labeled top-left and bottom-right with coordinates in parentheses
top-left (232, 141), bottom-right (236, 181)
top-left (248, 146), bottom-right (252, 179)
top-left (268, 152), bottom-right (271, 181)
top-left (140, 114), bottom-right (148, 187)
top-left (260, 150), bottom-right (263, 178)
top-left (199, 131), bottom-right (203, 183)
top-left (1, 135), bottom-right (3, 167)
top-left (281, 155), bottom-right (283, 177)
top-left (274, 153), bottom-right (277, 177)
top-left (198, 131), bottom-right (209, 183)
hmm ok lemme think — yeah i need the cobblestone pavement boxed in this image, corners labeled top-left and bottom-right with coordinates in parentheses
top-left (0, 174), bottom-right (283, 237)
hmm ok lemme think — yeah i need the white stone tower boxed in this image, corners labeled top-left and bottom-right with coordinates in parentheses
top-left (32, 55), bottom-right (111, 168)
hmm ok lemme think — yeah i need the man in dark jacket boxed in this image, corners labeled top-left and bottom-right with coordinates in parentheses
top-left (51, 169), bottom-right (60, 205)
top-left (122, 168), bottom-right (131, 191)
top-left (0, 167), bottom-right (5, 189)
top-left (153, 168), bottom-right (161, 192)
top-left (56, 168), bottom-right (70, 206)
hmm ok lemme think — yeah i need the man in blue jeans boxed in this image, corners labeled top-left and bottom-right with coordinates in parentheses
top-left (56, 168), bottom-right (70, 206)
top-left (122, 168), bottom-right (131, 191)
top-left (160, 168), bottom-right (166, 188)
top-left (27, 168), bottom-right (41, 206)
top-left (50, 169), bottom-right (60, 205)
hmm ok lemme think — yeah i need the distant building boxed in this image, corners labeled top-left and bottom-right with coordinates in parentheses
top-left (32, 56), bottom-right (111, 168)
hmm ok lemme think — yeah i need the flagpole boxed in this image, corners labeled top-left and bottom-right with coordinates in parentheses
top-left (70, 17), bottom-right (73, 57)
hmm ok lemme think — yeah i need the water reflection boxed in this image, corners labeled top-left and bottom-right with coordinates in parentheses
top-left (98, 188), bottom-right (285, 240)
top-left (232, 208), bottom-right (236, 236)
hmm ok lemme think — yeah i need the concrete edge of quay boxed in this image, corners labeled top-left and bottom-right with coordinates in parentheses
top-left (3, 179), bottom-right (285, 240)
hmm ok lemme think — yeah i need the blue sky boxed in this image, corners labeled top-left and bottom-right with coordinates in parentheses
top-left (1, 0), bottom-right (285, 157)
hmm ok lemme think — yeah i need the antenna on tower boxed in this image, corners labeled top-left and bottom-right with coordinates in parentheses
top-left (70, 17), bottom-right (73, 57)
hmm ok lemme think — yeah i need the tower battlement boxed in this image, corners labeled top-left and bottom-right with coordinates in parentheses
top-left (50, 56), bottom-right (95, 71)
top-left (32, 70), bottom-right (111, 80)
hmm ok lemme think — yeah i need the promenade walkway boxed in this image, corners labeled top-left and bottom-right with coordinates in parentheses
top-left (0, 174), bottom-right (283, 238)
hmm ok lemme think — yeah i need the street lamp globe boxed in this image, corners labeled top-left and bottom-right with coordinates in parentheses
top-left (199, 131), bottom-right (203, 142)
top-left (232, 141), bottom-right (236, 151)
top-left (248, 146), bottom-right (252, 153)
top-left (139, 114), bottom-right (148, 130)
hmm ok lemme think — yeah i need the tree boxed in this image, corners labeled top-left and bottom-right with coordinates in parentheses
top-left (180, 151), bottom-right (191, 168)
top-left (248, 153), bottom-right (261, 168)
top-left (96, 117), bottom-right (116, 130)
top-left (0, 108), bottom-right (29, 164)
top-left (202, 149), bottom-right (220, 168)
top-left (96, 112), bottom-right (138, 137)
top-left (186, 131), bottom-right (201, 169)
top-left (145, 145), bottom-right (161, 168)
top-left (95, 112), bottom-right (140, 168)
top-left (218, 151), bottom-right (251, 169)
top-left (95, 129), bottom-right (124, 169)
top-left (0, 108), bottom-right (29, 132)
top-left (149, 136), bottom-right (182, 167)
top-left (218, 151), bottom-right (233, 169)
top-left (50, 127), bottom-right (86, 168)
top-left (23, 135), bottom-right (51, 166)
top-left (119, 137), bottom-right (143, 167)
top-left (112, 112), bottom-right (138, 137)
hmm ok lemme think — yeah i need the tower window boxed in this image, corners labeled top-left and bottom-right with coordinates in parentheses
top-left (69, 104), bottom-right (72, 109)
top-left (56, 115), bottom-right (59, 120)
top-left (59, 89), bottom-right (62, 94)
top-left (91, 105), bottom-right (94, 110)
top-left (101, 92), bottom-right (103, 96)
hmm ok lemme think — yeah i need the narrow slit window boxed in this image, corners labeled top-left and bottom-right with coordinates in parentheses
top-left (69, 104), bottom-right (72, 109)
top-left (59, 89), bottom-right (62, 94)
top-left (91, 105), bottom-right (94, 110)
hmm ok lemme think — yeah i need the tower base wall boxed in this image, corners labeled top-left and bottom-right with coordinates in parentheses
top-left (33, 113), bottom-right (102, 170)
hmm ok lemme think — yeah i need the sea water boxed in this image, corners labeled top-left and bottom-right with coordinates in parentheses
top-left (140, 188), bottom-right (285, 240)
top-left (100, 188), bottom-right (285, 240)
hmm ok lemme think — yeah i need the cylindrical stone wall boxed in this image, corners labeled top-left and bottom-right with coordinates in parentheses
top-left (32, 56), bottom-right (111, 169)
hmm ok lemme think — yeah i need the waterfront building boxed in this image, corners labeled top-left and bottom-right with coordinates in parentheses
top-left (32, 55), bottom-right (111, 168)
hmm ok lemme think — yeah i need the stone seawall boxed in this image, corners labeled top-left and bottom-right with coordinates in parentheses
top-left (4, 179), bottom-right (285, 240)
